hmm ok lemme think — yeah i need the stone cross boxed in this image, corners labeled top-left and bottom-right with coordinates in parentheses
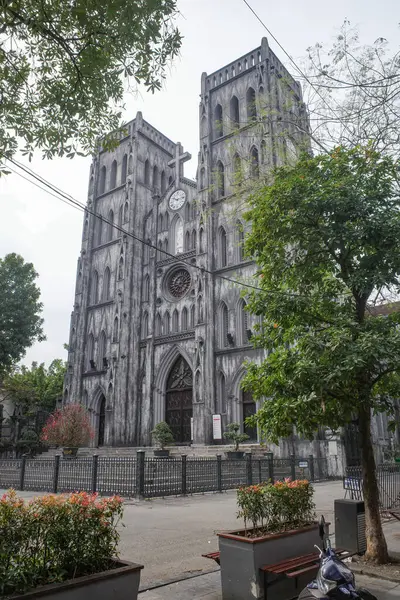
top-left (168, 142), bottom-right (191, 178)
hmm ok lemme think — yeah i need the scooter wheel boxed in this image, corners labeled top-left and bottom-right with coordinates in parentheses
top-left (298, 588), bottom-right (316, 599)
top-left (355, 589), bottom-right (378, 600)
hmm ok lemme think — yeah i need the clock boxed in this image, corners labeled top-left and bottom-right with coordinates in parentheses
top-left (169, 189), bottom-right (186, 210)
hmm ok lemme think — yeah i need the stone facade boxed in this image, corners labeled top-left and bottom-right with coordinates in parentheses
top-left (64, 38), bottom-right (310, 447)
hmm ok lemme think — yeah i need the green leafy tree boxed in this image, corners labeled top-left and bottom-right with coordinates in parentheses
top-left (0, 254), bottom-right (45, 375)
top-left (0, 0), bottom-right (181, 167)
top-left (243, 145), bottom-right (400, 563)
top-left (2, 359), bottom-right (66, 415)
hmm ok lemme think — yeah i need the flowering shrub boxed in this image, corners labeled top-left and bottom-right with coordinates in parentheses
top-left (41, 403), bottom-right (94, 447)
top-left (237, 479), bottom-right (315, 536)
top-left (0, 489), bottom-right (123, 598)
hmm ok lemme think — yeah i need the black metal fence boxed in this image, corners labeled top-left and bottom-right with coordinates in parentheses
top-left (344, 464), bottom-right (400, 510)
top-left (0, 452), bottom-right (332, 498)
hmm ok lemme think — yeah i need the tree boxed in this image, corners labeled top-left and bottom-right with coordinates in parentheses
top-left (0, 0), bottom-right (181, 167)
top-left (2, 359), bottom-right (66, 415)
top-left (0, 254), bottom-right (45, 376)
top-left (243, 146), bottom-right (400, 563)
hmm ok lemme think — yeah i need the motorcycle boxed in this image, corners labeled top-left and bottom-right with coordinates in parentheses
top-left (298, 516), bottom-right (377, 599)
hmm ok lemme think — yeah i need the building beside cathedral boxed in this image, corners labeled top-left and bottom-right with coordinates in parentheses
top-left (64, 37), bottom-right (310, 447)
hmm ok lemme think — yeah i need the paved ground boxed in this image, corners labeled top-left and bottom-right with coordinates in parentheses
top-left (3, 480), bottom-right (400, 593)
top-left (138, 571), bottom-right (400, 599)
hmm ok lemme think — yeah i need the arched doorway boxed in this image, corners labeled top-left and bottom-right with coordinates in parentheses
top-left (165, 356), bottom-right (193, 443)
top-left (98, 395), bottom-right (106, 446)
top-left (242, 390), bottom-right (257, 441)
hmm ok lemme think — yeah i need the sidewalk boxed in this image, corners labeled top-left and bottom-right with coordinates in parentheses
top-left (139, 570), bottom-right (400, 599)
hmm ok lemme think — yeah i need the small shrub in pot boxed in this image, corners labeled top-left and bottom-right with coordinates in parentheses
top-left (224, 422), bottom-right (249, 458)
top-left (151, 421), bottom-right (175, 457)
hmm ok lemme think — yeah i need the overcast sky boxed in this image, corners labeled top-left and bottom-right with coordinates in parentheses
top-left (0, 0), bottom-right (398, 368)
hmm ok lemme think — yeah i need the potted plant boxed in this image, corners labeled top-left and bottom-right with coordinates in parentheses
top-left (15, 428), bottom-right (40, 457)
top-left (224, 422), bottom-right (250, 458)
top-left (217, 479), bottom-right (326, 600)
top-left (0, 489), bottom-right (143, 599)
top-left (151, 421), bottom-right (175, 457)
top-left (41, 403), bottom-right (94, 458)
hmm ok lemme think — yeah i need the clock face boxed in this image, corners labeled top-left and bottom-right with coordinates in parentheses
top-left (169, 189), bottom-right (186, 211)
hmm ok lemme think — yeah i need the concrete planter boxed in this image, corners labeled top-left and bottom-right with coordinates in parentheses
top-left (154, 449), bottom-right (170, 458)
top-left (218, 523), bottom-right (328, 600)
top-left (225, 451), bottom-right (245, 459)
top-left (11, 559), bottom-right (143, 600)
top-left (62, 447), bottom-right (78, 458)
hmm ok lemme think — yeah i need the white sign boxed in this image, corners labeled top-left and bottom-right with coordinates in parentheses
top-left (213, 414), bottom-right (222, 440)
top-left (191, 417), bottom-right (194, 441)
top-left (299, 461), bottom-right (308, 468)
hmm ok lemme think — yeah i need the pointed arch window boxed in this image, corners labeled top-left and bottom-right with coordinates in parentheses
top-left (190, 304), bottom-right (195, 328)
top-left (185, 202), bottom-right (191, 222)
top-left (112, 316), bottom-right (119, 343)
top-left (161, 170), bottom-right (166, 193)
top-left (118, 204), bottom-right (123, 227)
top-left (83, 218), bottom-right (89, 239)
top-left (216, 161), bottom-right (225, 198)
top-left (185, 230), bottom-right (190, 251)
top-left (219, 226), bottom-right (227, 268)
top-left (199, 228), bottom-right (205, 253)
top-left (99, 166), bottom-right (106, 195)
top-left (233, 153), bottom-right (242, 185)
top-left (220, 302), bottom-right (229, 347)
top-left (200, 167), bottom-right (206, 189)
top-left (155, 313), bottom-right (162, 336)
top-left (158, 213), bottom-right (163, 231)
top-left (110, 160), bottom-right (117, 189)
top-left (143, 274), bottom-right (150, 301)
top-left (163, 311), bottom-right (170, 335)
top-left (97, 330), bottom-right (107, 367)
top-left (238, 299), bottom-right (248, 345)
top-left (96, 215), bottom-right (103, 246)
top-left (197, 295), bottom-right (204, 323)
top-left (164, 212), bottom-right (169, 230)
top-left (218, 372), bottom-right (226, 413)
top-left (142, 311), bottom-right (149, 338)
top-left (246, 87), bottom-right (257, 121)
top-left (86, 333), bottom-right (95, 370)
top-left (118, 256), bottom-right (124, 280)
top-left (230, 95), bottom-right (240, 127)
top-left (172, 217), bottom-right (184, 254)
top-left (121, 154), bottom-right (128, 183)
top-left (250, 146), bottom-right (259, 178)
top-left (144, 239), bottom-right (150, 264)
top-left (172, 309), bottom-right (179, 332)
top-left (123, 201), bottom-right (129, 223)
top-left (182, 307), bottom-right (188, 331)
top-left (168, 175), bottom-right (173, 187)
top-left (192, 229), bottom-right (197, 250)
top-left (107, 210), bottom-right (114, 242)
top-left (236, 220), bottom-right (244, 262)
top-left (214, 104), bottom-right (223, 138)
top-left (91, 270), bottom-right (99, 304)
top-left (103, 267), bottom-right (111, 301)
top-left (153, 165), bottom-right (159, 190)
top-left (144, 159), bottom-right (150, 185)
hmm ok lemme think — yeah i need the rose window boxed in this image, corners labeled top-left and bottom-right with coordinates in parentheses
top-left (167, 269), bottom-right (191, 298)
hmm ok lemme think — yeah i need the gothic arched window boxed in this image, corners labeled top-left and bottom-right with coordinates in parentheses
top-left (233, 153), bottom-right (242, 185)
top-left (91, 270), bottom-right (99, 304)
top-left (144, 159), bottom-right (150, 185)
top-left (164, 212), bottom-right (169, 230)
top-left (197, 295), bottom-right (203, 323)
top-left (192, 229), bottom-right (197, 250)
top-left (107, 210), bottom-right (114, 242)
top-left (190, 304), bottom-right (195, 328)
top-left (83, 218), bottom-right (89, 239)
top-left (103, 267), bottom-right (111, 301)
top-left (86, 333), bottom-right (95, 370)
top-left (172, 216), bottom-right (184, 254)
top-left (238, 299), bottom-right (248, 345)
top-left (181, 307), bottom-right (188, 331)
top-left (214, 104), bottom-right (223, 138)
top-left (250, 146), bottom-right (259, 178)
top-left (199, 228), bottom-right (205, 253)
top-left (169, 175), bottom-right (173, 187)
top-left (185, 230), bottom-right (190, 251)
top-left (218, 372), bottom-right (226, 413)
top-left (158, 213), bottom-right (163, 231)
top-left (185, 202), bottom-right (191, 222)
top-left (172, 309), bottom-right (179, 332)
top-left (121, 154), bottom-right (128, 183)
top-left (220, 302), bottom-right (229, 347)
top-left (219, 226), bottom-right (227, 268)
top-left (216, 161), bottom-right (225, 198)
top-left (123, 201), bottom-right (129, 223)
top-left (96, 215), bottom-right (103, 246)
top-left (97, 330), bottom-right (107, 367)
top-left (112, 316), bottom-right (119, 343)
top-left (161, 170), bottom-right (166, 193)
top-left (246, 87), bottom-right (257, 121)
top-left (110, 160), bottom-right (117, 189)
top-left (200, 167), bottom-right (206, 189)
top-left (142, 311), bottom-right (149, 338)
top-left (118, 256), bottom-right (124, 280)
top-left (143, 274), bottom-right (150, 301)
top-left (236, 220), bottom-right (244, 262)
top-left (163, 311), bottom-right (170, 335)
top-left (153, 165), bottom-right (159, 190)
top-left (155, 313), bottom-right (162, 336)
top-left (230, 95), bottom-right (240, 127)
top-left (99, 166), bottom-right (106, 195)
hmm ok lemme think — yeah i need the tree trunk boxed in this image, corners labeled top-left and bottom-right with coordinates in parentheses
top-left (359, 405), bottom-right (389, 563)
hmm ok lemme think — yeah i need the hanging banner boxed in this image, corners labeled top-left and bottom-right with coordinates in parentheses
top-left (213, 414), bottom-right (222, 440)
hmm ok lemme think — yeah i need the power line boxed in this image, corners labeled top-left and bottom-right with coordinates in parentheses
top-left (7, 156), bottom-right (304, 298)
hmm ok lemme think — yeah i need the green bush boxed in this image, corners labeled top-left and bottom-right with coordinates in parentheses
top-left (237, 479), bottom-right (315, 536)
top-left (223, 422), bottom-right (250, 451)
top-left (0, 489), bottom-right (123, 598)
top-left (151, 421), bottom-right (175, 449)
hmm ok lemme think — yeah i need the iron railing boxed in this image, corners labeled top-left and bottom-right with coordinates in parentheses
top-left (0, 453), bottom-right (332, 498)
top-left (344, 464), bottom-right (400, 510)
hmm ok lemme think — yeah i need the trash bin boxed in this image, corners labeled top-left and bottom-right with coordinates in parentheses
top-left (334, 499), bottom-right (366, 554)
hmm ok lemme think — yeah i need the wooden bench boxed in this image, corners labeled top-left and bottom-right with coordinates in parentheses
top-left (202, 551), bottom-right (220, 566)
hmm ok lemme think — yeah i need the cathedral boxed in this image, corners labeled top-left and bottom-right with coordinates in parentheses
top-left (64, 37), bottom-right (309, 447)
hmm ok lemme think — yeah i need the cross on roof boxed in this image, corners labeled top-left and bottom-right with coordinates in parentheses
top-left (168, 142), bottom-right (191, 179)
